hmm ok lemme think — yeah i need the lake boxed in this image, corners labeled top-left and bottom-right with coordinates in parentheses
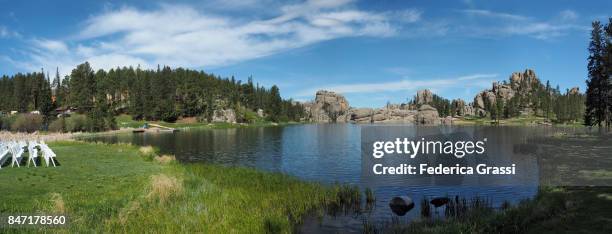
top-left (84, 124), bottom-right (592, 232)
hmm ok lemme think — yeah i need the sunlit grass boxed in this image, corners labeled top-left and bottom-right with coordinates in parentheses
top-left (0, 141), bottom-right (346, 233)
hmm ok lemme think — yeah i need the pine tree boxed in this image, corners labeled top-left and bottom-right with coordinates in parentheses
top-left (69, 62), bottom-right (95, 112)
top-left (89, 69), bottom-right (109, 131)
top-left (585, 21), bottom-right (608, 127)
top-left (268, 85), bottom-right (282, 122)
top-left (38, 73), bottom-right (54, 127)
top-left (52, 67), bottom-right (63, 107)
top-left (605, 18), bottom-right (612, 126)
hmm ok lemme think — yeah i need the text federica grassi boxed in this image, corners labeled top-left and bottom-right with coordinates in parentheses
top-left (372, 138), bottom-right (487, 159)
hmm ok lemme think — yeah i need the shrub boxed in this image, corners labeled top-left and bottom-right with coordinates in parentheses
top-left (196, 114), bottom-right (208, 123)
top-left (161, 111), bottom-right (178, 123)
top-left (65, 114), bottom-right (91, 132)
top-left (242, 109), bottom-right (259, 123)
top-left (0, 114), bottom-right (17, 131)
top-left (11, 114), bottom-right (43, 132)
top-left (48, 118), bottom-right (66, 132)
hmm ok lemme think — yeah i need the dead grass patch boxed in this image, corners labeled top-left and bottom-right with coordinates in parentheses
top-left (155, 155), bottom-right (176, 164)
top-left (139, 146), bottom-right (155, 156)
top-left (147, 174), bottom-right (183, 203)
top-left (50, 193), bottom-right (65, 213)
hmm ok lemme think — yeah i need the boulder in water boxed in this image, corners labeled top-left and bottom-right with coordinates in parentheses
top-left (389, 196), bottom-right (414, 216)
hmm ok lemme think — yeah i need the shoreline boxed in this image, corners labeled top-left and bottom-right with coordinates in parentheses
top-left (2, 128), bottom-right (610, 232)
top-left (0, 118), bottom-right (591, 141)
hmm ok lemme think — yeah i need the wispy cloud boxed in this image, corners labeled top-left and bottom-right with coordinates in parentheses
top-left (393, 9), bottom-right (422, 23)
top-left (17, 0), bottom-right (410, 74)
top-left (462, 9), bottom-right (530, 21)
top-left (559, 10), bottom-right (578, 21)
top-left (0, 25), bottom-right (20, 38)
top-left (32, 39), bottom-right (68, 53)
top-left (295, 73), bottom-right (498, 97)
top-left (458, 9), bottom-right (587, 40)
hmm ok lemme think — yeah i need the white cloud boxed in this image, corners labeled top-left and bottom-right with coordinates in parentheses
top-left (295, 73), bottom-right (498, 97)
top-left (19, 1), bottom-right (401, 74)
top-left (462, 9), bottom-right (530, 21)
top-left (394, 9), bottom-right (422, 23)
top-left (32, 39), bottom-right (69, 53)
top-left (459, 9), bottom-right (587, 40)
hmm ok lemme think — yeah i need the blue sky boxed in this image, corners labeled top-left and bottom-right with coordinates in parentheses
top-left (0, 0), bottom-right (610, 107)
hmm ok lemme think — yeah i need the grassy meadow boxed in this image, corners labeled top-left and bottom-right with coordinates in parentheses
top-left (115, 114), bottom-right (299, 130)
top-left (454, 115), bottom-right (585, 127)
top-left (0, 141), bottom-right (345, 233)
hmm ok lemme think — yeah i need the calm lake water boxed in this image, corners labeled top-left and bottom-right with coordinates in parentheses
top-left (84, 124), bottom-right (590, 232)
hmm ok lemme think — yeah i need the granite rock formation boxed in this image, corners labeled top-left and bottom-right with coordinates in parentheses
top-left (415, 105), bottom-right (439, 125)
top-left (415, 89), bottom-right (434, 105)
top-left (212, 109), bottom-right (236, 123)
top-left (473, 69), bottom-right (541, 116)
top-left (304, 90), bottom-right (351, 122)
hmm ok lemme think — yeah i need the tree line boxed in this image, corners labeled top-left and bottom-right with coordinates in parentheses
top-left (0, 62), bottom-right (305, 132)
top-left (483, 78), bottom-right (585, 124)
top-left (585, 18), bottom-right (612, 128)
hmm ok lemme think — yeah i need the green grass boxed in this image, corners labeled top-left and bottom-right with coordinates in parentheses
top-left (115, 114), bottom-right (298, 130)
top-left (0, 141), bottom-right (341, 233)
top-left (0, 141), bottom-right (162, 232)
top-left (455, 115), bottom-right (585, 127)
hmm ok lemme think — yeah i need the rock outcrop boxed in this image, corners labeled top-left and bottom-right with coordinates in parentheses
top-left (569, 87), bottom-right (580, 95)
top-left (304, 90), bottom-right (351, 122)
top-left (510, 69), bottom-right (539, 89)
top-left (462, 105), bottom-right (475, 116)
top-left (415, 89), bottom-right (433, 105)
top-left (350, 108), bottom-right (375, 123)
top-left (415, 105), bottom-right (439, 125)
top-left (442, 116), bottom-right (454, 125)
top-left (256, 109), bottom-right (264, 118)
top-left (473, 69), bottom-right (541, 116)
top-left (302, 69), bottom-right (554, 123)
top-left (212, 109), bottom-right (236, 123)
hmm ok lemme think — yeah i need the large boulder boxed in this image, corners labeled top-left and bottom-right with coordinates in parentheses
top-left (349, 105), bottom-right (417, 124)
top-left (442, 116), bottom-right (454, 125)
top-left (350, 108), bottom-right (375, 123)
top-left (474, 92), bottom-right (485, 110)
top-left (415, 105), bottom-right (439, 125)
top-left (212, 109), bottom-right (236, 123)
